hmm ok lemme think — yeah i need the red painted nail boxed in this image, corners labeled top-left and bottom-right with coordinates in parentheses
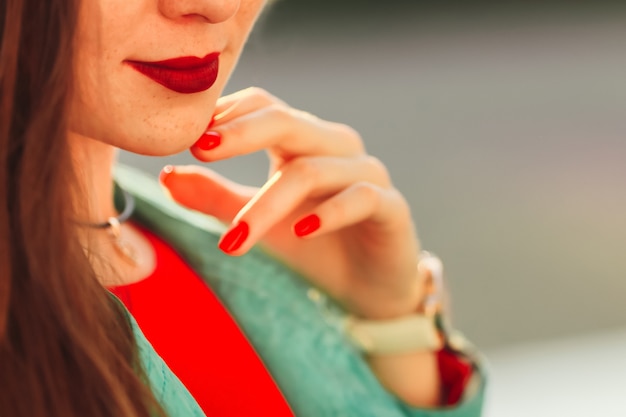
top-left (194, 131), bottom-right (221, 151)
top-left (208, 117), bottom-right (216, 128)
top-left (219, 221), bottom-right (249, 253)
top-left (159, 165), bottom-right (175, 185)
top-left (294, 214), bottom-right (321, 237)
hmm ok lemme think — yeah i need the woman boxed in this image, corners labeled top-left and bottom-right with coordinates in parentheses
top-left (0, 0), bottom-right (485, 416)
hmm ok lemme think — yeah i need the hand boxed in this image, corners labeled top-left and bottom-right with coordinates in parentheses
top-left (160, 87), bottom-right (426, 319)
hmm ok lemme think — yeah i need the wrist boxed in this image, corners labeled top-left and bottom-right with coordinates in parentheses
top-left (350, 251), bottom-right (439, 321)
top-left (345, 252), bottom-right (446, 355)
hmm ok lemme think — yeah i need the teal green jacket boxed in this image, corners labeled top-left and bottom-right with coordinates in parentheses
top-left (114, 165), bottom-right (486, 417)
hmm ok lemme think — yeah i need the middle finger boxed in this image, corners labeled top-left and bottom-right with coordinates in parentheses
top-left (218, 155), bottom-right (391, 255)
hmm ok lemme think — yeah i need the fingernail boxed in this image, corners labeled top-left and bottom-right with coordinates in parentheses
top-left (194, 131), bottom-right (221, 151)
top-left (294, 214), bottom-right (321, 237)
top-left (159, 165), bottom-right (175, 185)
top-left (208, 116), bottom-right (216, 128)
top-left (219, 221), bottom-right (249, 253)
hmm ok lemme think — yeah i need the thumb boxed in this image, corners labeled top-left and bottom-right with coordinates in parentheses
top-left (158, 165), bottom-right (256, 223)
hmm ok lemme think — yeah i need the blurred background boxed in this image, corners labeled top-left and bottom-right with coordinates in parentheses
top-left (120, 1), bottom-right (626, 415)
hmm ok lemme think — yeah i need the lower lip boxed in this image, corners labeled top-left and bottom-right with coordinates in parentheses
top-left (126, 54), bottom-right (219, 94)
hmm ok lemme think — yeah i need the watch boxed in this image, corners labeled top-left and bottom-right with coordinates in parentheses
top-left (345, 252), bottom-right (449, 355)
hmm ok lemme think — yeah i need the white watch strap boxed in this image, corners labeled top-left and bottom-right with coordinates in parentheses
top-left (346, 313), bottom-right (441, 355)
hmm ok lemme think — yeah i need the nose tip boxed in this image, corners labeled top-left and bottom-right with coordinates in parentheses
top-left (159, 0), bottom-right (240, 24)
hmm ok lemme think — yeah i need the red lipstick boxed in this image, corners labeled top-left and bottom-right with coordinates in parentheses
top-left (126, 53), bottom-right (219, 94)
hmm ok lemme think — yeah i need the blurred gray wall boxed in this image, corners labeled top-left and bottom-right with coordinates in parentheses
top-left (120, 2), bottom-right (626, 349)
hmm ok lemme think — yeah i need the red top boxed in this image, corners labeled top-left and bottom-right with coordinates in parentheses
top-left (109, 226), bottom-right (294, 417)
top-left (109, 226), bottom-right (472, 413)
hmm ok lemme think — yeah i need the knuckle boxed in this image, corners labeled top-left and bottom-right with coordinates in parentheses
top-left (353, 181), bottom-right (381, 205)
top-left (295, 109), bottom-right (320, 122)
top-left (326, 196), bottom-right (348, 220)
top-left (265, 103), bottom-right (292, 123)
top-left (246, 86), bottom-right (274, 103)
top-left (221, 116), bottom-right (247, 139)
top-left (287, 158), bottom-right (322, 186)
top-left (335, 123), bottom-right (365, 152)
top-left (392, 189), bottom-right (412, 216)
top-left (363, 155), bottom-right (391, 184)
top-left (246, 86), bottom-right (287, 108)
top-left (385, 187), bottom-right (412, 222)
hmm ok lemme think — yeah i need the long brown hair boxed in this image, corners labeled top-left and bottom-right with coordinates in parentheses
top-left (0, 0), bottom-right (166, 416)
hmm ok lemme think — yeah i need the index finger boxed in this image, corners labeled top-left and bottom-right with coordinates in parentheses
top-left (192, 104), bottom-right (365, 163)
top-left (212, 87), bottom-right (287, 126)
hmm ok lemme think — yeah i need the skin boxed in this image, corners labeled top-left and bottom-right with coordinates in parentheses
top-left (69, 0), bottom-right (441, 408)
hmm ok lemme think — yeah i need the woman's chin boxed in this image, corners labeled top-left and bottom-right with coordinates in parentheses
top-left (121, 140), bottom-right (196, 157)
top-left (117, 125), bottom-right (206, 157)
